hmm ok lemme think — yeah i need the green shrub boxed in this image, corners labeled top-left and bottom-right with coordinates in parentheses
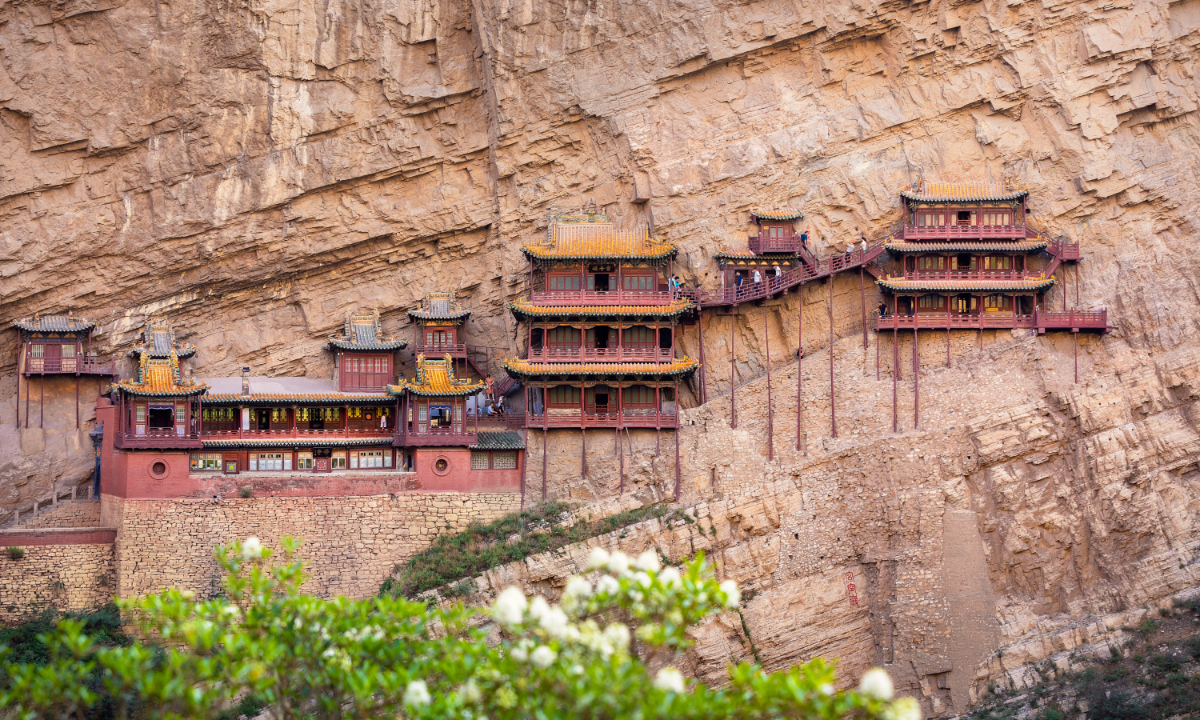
top-left (1149, 653), bottom-right (1183, 673)
top-left (239, 486), bottom-right (253, 498)
top-left (1087, 689), bottom-right (1147, 720)
top-left (1035, 706), bottom-right (1065, 720)
top-left (0, 538), bottom-right (911, 720)
top-left (5, 546), bottom-right (24, 560)
top-left (383, 501), bottom-right (674, 598)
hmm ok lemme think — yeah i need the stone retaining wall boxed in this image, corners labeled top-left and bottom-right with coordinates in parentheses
top-left (0, 541), bottom-right (115, 624)
top-left (16, 500), bottom-right (101, 529)
top-left (109, 491), bottom-right (521, 599)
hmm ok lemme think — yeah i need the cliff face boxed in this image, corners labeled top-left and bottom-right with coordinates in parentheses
top-left (4, 0), bottom-right (1200, 714)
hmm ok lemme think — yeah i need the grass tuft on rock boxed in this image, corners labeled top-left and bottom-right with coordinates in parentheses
top-left (381, 501), bottom-right (674, 599)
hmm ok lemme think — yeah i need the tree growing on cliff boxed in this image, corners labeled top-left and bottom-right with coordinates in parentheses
top-left (0, 538), bottom-right (919, 720)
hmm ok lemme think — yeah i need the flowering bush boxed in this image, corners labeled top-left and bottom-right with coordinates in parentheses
top-left (0, 537), bottom-right (920, 720)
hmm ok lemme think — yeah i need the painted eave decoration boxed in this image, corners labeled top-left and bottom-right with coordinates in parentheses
top-left (507, 298), bottom-right (694, 320)
top-left (900, 181), bottom-right (1030, 203)
top-left (876, 276), bottom-right (1057, 293)
top-left (501, 356), bottom-right (700, 379)
top-left (885, 239), bottom-right (1049, 254)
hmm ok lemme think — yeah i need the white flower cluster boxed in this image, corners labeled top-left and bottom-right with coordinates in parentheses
top-left (857, 668), bottom-right (921, 720)
top-left (241, 536), bottom-right (263, 560)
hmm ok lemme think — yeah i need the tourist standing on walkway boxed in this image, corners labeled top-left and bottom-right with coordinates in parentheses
top-left (753, 269), bottom-right (762, 285)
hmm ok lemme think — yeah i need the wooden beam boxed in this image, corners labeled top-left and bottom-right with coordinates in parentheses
top-left (829, 278), bottom-right (836, 438)
top-left (893, 293), bottom-right (899, 434)
top-left (860, 266), bottom-right (868, 349)
top-left (581, 427), bottom-right (587, 480)
top-left (730, 305), bottom-right (738, 429)
top-left (765, 309), bottom-right (773, 462)
top-left (617, 425), bottom-right (624, 494)
top-left (912, 326), bottom-right (919, 431)
top-left (697, 313), bottom-right (707, 405)
top-left (796, 282), bottom-right (805, 454)
top-left (542, 426), bottom-right (548, 502)
top-left (673, 381), bottom-right (681, 501)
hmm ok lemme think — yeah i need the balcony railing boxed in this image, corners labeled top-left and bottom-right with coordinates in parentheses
top-left (201, 428), bottom-right (394, 440)
top-left (525, 410), bottom-right (678, 428)
top-left (899, 270), bottom-right (1034, 281)
top-left (899, 224), bottom-right (1027, 240)
top-left (23, 355), bottom-right (114, 375)
top-left (748, 233), bottom-right (805, 255)
top-left (116, 427), bottom-right (202, 449)
top-left (529, 289), bottom-right (673, 306)
top-left (398, 427), bottom-right (478, 446)
top-left (875, 309), bottom-right (1107, 331)
top-left (416, 342), bottom-right (467, 356)
top-left (527, 347), bottom-right (675, 363)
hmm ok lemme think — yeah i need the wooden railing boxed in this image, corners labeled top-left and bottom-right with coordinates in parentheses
top-left (748, 233), bottom-right (805, 255)
top-left (899, 224), bottom-right (1027, 240)
top-left (398, 427), bottom-right (478, 446)
top-left (899, 270), bottom-right (1039, 281)
top-left (1, 484), bottom-right (94, 529)
top-left (202, 428), bottom-right (394, 440)
top-left (416, 343), bottom-right (467, 356)
top-left (527, 347), bottom-right (674, 362)
top-left (875, 308), bottom-right (1107, 331)
top-left (525, 411), bottom-right (677, 428)
top-left (529, 289), bottom-right (673, 306)
top-left (23, 355), bottom-right (114, 375)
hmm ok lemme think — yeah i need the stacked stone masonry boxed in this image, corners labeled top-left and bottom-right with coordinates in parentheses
top-left (0, 544), bottom-right (115, 624)
top-left (15, 501), bottom-right (102, 529)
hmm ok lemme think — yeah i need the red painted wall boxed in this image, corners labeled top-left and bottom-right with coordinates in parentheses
top-left (0, 528), bottom-right (116, 546)
top-left (411, 448), bottom-right (523, 492)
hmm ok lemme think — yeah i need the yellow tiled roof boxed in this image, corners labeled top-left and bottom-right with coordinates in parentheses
top-left (115, 354), bottom-right (207, 397)
top-left (502, 356), bottom-right (699, 377)
top-left (523, 222), bottom-right (675, 261)
top-left (901, 181), bottom-right (1029, 203)
top-left (388, 354), bottom-right (485, 396)
top-left (508, 298), bottom-right (693, 318)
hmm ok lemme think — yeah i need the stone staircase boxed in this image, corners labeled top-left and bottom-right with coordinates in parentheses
top-left (2, 485), bottom-right (98, 529)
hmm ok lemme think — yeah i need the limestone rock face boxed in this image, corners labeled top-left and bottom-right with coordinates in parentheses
top-left (4, 0), bottom-right (1200, 715)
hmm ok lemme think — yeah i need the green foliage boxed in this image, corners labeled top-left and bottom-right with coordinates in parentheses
top-left (0, 538), bottom-right (915, 720)
top-left (6, 546), bottom-right (24, 560)
top-left (1136, 619), bottom-right (1159, 635)
top-left (1149, 653), bottom-right (1182, 672)
top-left (239, 486), bottom-right (253, 498)
top-left (385, 501), bottom-right (674, 598)
top-left (1035, 706), bottom-right (1065, 720)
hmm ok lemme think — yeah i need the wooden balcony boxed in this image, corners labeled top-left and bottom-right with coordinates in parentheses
top-left (397, 428), bottom-right (479, 446)
top-left (201, 428), bottom-right (395, 442)
top-left (529, 289), bottom-right (673, 306)
top-left (901, 270), bottom-right (1027, 281)
top-left (476, 415), bottom-right (527, 430)
top-left (416, 342), bottom-right (467, 357)
top-left (525, 410), bottom-right (677, 428)
top-left (875, 309), bottom-right (1107, 332)
top-left (527, 346), bottom-right (675, 363)
top-left (116, 427), bottom-right (203, 449)
top-left (747, 233), bottom-right (804, 254)
top-left (23, 355), bottom-right (114, 376)
top-left (899, 224), bottom-right (1027, 240)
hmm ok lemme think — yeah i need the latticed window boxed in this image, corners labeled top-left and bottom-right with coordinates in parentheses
top-left (548, 274), bottom-right (581, 290)
top-left (250, 453), bottom-right (287, 471)
top-left (917, 256), bottom-right (945, 271)
top-left (767, 225), bottom-right (788, 239)
top-left (623, 385), bottom-right (655, 407)
top-left (298, 452), bottom-right (314, 470)
top-left (918, 295), bottom-right (945, 310)
top-left (546, 327), bottom-right (581, 346)
top-left (918, 213), bottom-right (944, 226)
top-left (190, 453), bottom-right (222, 471)
top-left (471, 452), bottom-right (490, 470)
top-left (983, 295), bottom-right (1009, 310)
top-left (623, 274), bottom-right (655, 290)
top-left (547, 386), bottom-right (581, 406)
top-left (982, 256), bottom-right (1011, 270)
top-left (494, 452), bottom-right (517, 469)
top-left (331, 451), bottom-right (347, 469)
top-left (623, 326), bottom-right (655, 346)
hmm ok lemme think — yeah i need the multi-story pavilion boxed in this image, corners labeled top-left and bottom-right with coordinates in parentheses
top-left (874, 181), bottom-right (1105, 333)
top-left (504, 205), bottom-right (699, 496)
top-left (13, 312), bottom-right (114, 429)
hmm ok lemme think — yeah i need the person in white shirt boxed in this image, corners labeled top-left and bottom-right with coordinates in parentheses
top-left (753, 269), bottom-right (762, 285)
top-left (773, 266), bottom-right (781, 279)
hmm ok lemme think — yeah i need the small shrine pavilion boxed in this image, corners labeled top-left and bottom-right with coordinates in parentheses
top-left (389, 353), bottom-right (524, 490)
top-left (112, 322), bottom-right (207, 450)
top-left (409, 292), bottom-right (471, 357)
top-left (327, 309), bottom-right (407, 393)
top-left (13, 311), bottom-right (114, 429)
top-left (713, 209), bottom-right (810, 302)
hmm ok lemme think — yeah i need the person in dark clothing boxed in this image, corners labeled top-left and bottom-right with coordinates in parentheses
top-left (735, 272), bottom-right (744, 287)
top-left (800, 231), bottom-right (808, 248)
top-left (878, 301), bottom-right (888, 317)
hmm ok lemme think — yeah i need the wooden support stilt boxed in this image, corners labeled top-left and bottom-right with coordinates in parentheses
top-left (730, 306), bottom-right (738, 428)
top-left (1076, 263), bottom-right (1080, 305)
top-left (829, 278), bottom-right (836, 438)
top-left (765, 309), bottom-right (773, 462)
top-left (40, 375), bottom-right (44, 429)
top-left (581, 428), bottom-right (587, 480)
top-left (875, 323), bottom-right (880, 380)
top-left (860, 267), bottom-right (867, 349)
top-left (541, 426), bottom-right (548, 502)
top-left (796, 283), bottom-right (805, 454)
top-left (893, 326), bottom-right (899, 433)
top-left (912, 327), bottom-right (919, 431)
top-left (673, 381), bottom-right (681, 501)
top-left (1074, 331), bottom-right (1079, 384)
top-left (25, 371), bottom-right (30, 429)
top-left (697, 315), bottom-right (707, 405)
top-left (618, 425), bottom-right (625, 494)
top-left (946, 299), bottom-right (951, 368)
top-left (75, 376), bottom-right (80, 429)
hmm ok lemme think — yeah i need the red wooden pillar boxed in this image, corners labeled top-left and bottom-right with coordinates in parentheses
top-left (796, 282), bottom-right (804, 454)
top-left (655, 385), bottom-right (661, 456)
top-left (730, 305), bottom-right (738, 428)
top-left (912, 326), bottom-right (919, 431)
top-left (617, 424), bottom-right (624, 495)
top-left (581, 427), bottom-right (587, 480)
top-left (1074, 328), bottom-right (1079, 384)
top-left (892, 294), bottom-right (899, 434)
top-left (697, 313), bottom-right (707, 405)
top-left (946, 295), bottom-right (951, 367)
top-left (764, 309), bottom-right (773, 461)
top-left (40, 374), bottom-right (44, 429)
top-left (828, 277), bottom-right (836, 438)
top-left (673, 380), bottom-right (681, 501)
top-left (520, 387), bottom-right (528, 508)
top-left (541, 425), bottom-right (548, 502)
top-left (860, 267), bottom-right (867, 349)
top-left (75, 375), bottom-right (80, 429)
